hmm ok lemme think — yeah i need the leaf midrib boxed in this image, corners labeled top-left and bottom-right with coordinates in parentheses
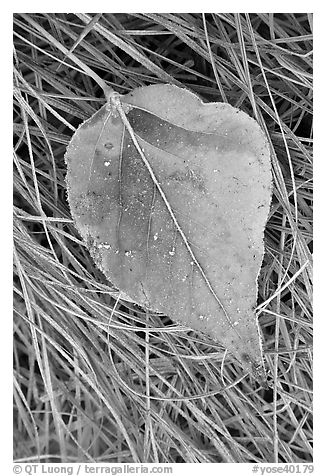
top-left (114, 96), bottom-right (240, 335)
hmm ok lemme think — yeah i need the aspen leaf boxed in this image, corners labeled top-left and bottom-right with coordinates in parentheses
top-left (65, 84), bottom-right (272, 382)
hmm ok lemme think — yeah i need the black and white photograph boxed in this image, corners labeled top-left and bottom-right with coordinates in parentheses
top-left (12, 10), bottom-right (313, 470)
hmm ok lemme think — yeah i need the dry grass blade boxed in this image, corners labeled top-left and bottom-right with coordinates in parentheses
top-left (13, 13), bottom-right (312, 463)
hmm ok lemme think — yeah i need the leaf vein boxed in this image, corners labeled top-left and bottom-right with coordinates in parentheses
top-left (124, 102), bottom-right (222, 136)
top-left (112, 96), bottom-right (239, 335)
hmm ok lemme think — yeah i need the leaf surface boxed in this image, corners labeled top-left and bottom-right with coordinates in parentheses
top-left (65, 84), bottom-right (272, 381)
